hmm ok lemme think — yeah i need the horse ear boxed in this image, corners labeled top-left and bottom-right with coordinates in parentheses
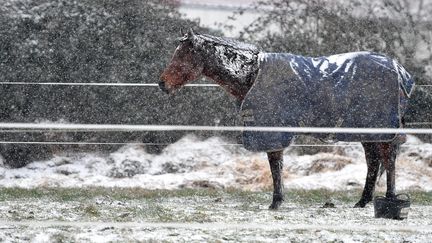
top-left (178, 28), bottom-right (188, 42)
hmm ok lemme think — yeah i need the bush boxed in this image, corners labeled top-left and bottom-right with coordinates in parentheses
top-left (0, 0), bottom-right (240, 167)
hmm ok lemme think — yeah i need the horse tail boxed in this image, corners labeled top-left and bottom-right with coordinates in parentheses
top-left (392, 59), bottom-right (415, 98)
top-left (377, 162), bottom-right (385, 184)
top-left (376, 136), bottom-right (405, 186)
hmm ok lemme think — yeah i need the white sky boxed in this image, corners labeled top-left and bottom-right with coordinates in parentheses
top-left (178, 0), bottom-right (260, 37)
top-left (180, 0), bottom-right (258, 7)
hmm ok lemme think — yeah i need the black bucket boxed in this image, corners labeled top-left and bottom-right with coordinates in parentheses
top-left (373, 194), bottom-right (411, 220)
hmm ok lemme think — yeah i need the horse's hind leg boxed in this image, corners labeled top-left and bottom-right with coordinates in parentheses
top-left (354, 142), bottom-right (381, 208)
top-left (267, 150), bottom-right (284, 210)
top-left (379, 141), bottom-right (400, 199)
top-left (355, 141), bottom-right (401, 207)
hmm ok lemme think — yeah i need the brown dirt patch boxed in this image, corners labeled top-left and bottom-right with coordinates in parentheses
top-left (234, 157), bottom-right (290, 190)
top-left (307, 154), bottom-right (353, 175)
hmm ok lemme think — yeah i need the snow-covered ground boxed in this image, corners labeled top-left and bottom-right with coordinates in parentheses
top-left (0, 135), bottom-right (431, 192)
top-left (2, 194), bottom-right (432, 242)
top-left (0, 136), bottom-right (431, 242)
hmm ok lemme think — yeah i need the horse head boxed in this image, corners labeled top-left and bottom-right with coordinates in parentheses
top-left (160, 29), bottom-right (204, 94)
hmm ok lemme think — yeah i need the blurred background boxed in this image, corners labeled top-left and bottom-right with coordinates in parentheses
top-left (0, 0), bottom-right (431, 167)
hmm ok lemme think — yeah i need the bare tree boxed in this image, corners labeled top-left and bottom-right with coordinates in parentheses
top-left (232, 0), bottom-right (432, 84)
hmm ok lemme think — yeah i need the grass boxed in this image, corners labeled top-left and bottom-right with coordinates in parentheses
top-left (82, 204), bottom-right (100, 217)
top-left (0, 187), bottom-right (430, 204)
top-left (0, 187), bottom-right (430, 224)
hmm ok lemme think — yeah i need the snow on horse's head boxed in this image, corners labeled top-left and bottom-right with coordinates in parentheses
top-left (160, 30), bottom-right (260, 99)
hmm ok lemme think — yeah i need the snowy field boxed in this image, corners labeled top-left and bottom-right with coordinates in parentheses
top-left (0, 135), bottom-right (431, 242)
top-left (0, 188), bottom-right (431, 242)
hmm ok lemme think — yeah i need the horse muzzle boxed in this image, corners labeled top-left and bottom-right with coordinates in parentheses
top-left (158, 81), bottom-right (170, 94)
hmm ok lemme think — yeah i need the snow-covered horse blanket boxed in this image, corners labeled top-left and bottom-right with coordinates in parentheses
top-left (240, 52), bottom-right (415, 152)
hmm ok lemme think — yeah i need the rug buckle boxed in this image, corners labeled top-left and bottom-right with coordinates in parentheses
top-left (241, 109), bottom-right (255, 122)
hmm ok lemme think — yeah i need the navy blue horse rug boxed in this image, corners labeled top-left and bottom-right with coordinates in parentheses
top-left (240, 52), bottom-right (415, 152)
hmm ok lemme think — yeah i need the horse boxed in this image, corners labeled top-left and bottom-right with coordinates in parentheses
top-left (160, 30), bottom-right (415, 210)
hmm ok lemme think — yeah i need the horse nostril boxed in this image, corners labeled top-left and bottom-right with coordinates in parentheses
top-left (158, 81), bottom-right (169, 94)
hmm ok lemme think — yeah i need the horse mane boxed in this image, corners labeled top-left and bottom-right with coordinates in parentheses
top-left (191, 33), bottom-right (261, 98)
top-left (193, 34), bottom-right (260, 53)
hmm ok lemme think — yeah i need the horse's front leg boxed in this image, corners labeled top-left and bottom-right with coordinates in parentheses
top-left (267, 150), bottom-right (284, 210)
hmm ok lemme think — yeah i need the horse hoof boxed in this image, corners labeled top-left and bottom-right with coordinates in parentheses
top-left (269, 203), bottom-right (280, 210)
top-left (269, 200), bottom-right (283, 210)
top-left (353, 201), bottom-right (367, 208)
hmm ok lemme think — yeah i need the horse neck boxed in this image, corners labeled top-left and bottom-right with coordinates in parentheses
top-left (199, 47), bottom-right (259, 101)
